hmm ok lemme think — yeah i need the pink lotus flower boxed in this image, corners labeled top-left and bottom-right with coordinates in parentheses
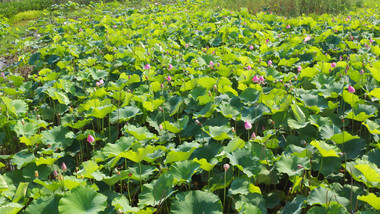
top-left (348, 86), bottom-right (355, 93)
top-left (360, 69), bottom-right (364, 75)
top-left (268, 60), bottom-right (273, 67)
top-left (185, 44), bottom-right (189, 48)
top-left (159, 124), bottom-right (163, 130)
top-left (297, 65), bottom-right (302, 73)
top-left (87, 134), bottom-right (95, 143)
top-left (54, 170), bottom-right (58, 177)
top-left (266, 38), bottom-right (270, 43)
top-left (251, 132), bottom-right (256, 140)
top-left (286, 24), bottom-right (290, 29)
top-left (166, 76), bottom-right (172, 82)
top-left (144, 64), bottom-right (151, 70)
top-left (370, 38), bottom-right (373, 44)
top-left (1, 73), bottom-right (4, 78)
top-left (209, 61), bottom-right (214, 66)
top-left (252, 75), bottom-right (259, 83)
top-left (79, 28), bottom-right (83, 32)
top-left (61, 162), bottom-right (67, 172)
top-left (168, 64), bottom-right (173, 70)
top-left (304, 35), bottom-right (311, 42)
top-left (96, 82), bottom-right (101, 87)
top-left (297, 164), bottom-right (303, 169)
top-left (98, 79), bottom-right (104, 85)
top-left (246, 65), bottom-right (252, 70)
top-left (351, 36), bottom-right (354, 40)
top-left (259, 76), bottom-right (265, 82)
top-left (331, 62), bottom-right (336, 68)
top-left (244, 121), bottom-right (252, 130)
top-left (249, 45), bottom-right (254, 50)
top-left (223, 163), bottom-right (230, 171)
top-left (113, 25), bottom-right (117, 28)
top-left (278, 34), bottom-right (281, 38)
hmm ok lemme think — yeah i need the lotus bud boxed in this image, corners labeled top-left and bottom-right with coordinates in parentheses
top-left (360, 69), bottom-right (364, 75)
top-left (348, 86), bottom-right (355, 93)
top-left (35, 170), bottom-right (39, 178)
top-left (231, 127), bottom-right (235, 133)
top-left (195, 120), bottom-right (202, 126)
top-left (297, 164), bottom-right (303, 169)
top-left (159, 124), bottom-right (164, 130)
top-left (81, 175), bottom-right (84, 179)
top-left (251, 132), bottom-right (256, 140)
top-left (244, 121), bottom-right (252, 130)
top-left (54, 170), bottom-right (58, 178)
top-left (209, 61), bottom-right (214, 66)
top-left (159, 107), bottom-right (164, 112)
top-left (128, 172), bottom-right (132, 177)
top-left (21, 119), bottom-right (25, 125)
top-left (61, 162), bottom-right (67, 172)
top-left (249, 45), bottom-right (254, 50)
top-left (331, 62), bottom-right (336, 68)
top-left (87, 134), bottom-right (95, 144)
top-left (223, 164), bottom-right (230, 171)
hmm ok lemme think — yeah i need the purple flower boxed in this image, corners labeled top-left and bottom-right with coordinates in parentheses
top-left (244, 121), bottom-right (252, 130)
top-left (348, 86), bottom-right (355, 93)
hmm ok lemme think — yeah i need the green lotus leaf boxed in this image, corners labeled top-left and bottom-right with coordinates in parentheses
top-left (368, 88), bottom-right (380, 100)
top-left (165, 142), bottom-right (199, 164)
top-left (330, 131), bottom-right (360, 144)
top-left (342, 90), bottom-right (360, 107)
top-left (310, 140), bottom-right (340, 157)
top-left (0, 203), bottom-right (23, 214)
top-left (120, 145), bottom-right (159, 163)
top-left (307, 186), bottom-right (350, 207)
top-left (0, 174), bottom-right (8, 192)
top-left (224, 137), bottom-right (246, 153)
top-left (101, 137), bottom-right (134, 158)
top-left (112, 196), bottom-right (139, 213)
top-left (208, 167), bottom-right (234, 192)
top-left (76, 160), bottom-right (99, 179)
top-left (25, 195), bottom-right (60, 214)
top-left (240, 88), bottom-right (261, 103)
top-left (358, 193), bottom-right (380, 210)
top-left (276, 155), bottom-right (310, 177)
top-left (362, 119), bottom-right (380, 135)
top-left (1, 97), bottom-right (27, 116)
top-left (41, 126), bottom-right (73, 149)
top-left (128, 164), bottom-right (158, 181)
top-left (227, 148), bottom-right (261, 178)
top-left (241, 104), bottom-right (270, 124)
top-left (368, 67), bottom-right (380, 82)
top-left (193, 158), bottom-right (215, 171)
top-left (170, 190), bottom-right (222, 214)
top-left (306, 203), bottom-right (348, 214)
top-left (87, 104), bottom-right (116, 119)
top-left (216, 102), bottom-right (240, 119)
top-left (203, 125), bottom-right (231, 141)
top-left (14, 120), bottom-right (38, 138)
top-left (58, 185), bottom-right (107, 214)
top-left (123, 124), bottom-right (157, 141)
top-left (11, 149), bottom-right (35, 169)
top-left (34, 179), bottom-right (61, 192)
top-left (167, 160), bottom-right (200, 185)
top-left (229, 176), bottom-right (255, 195)
top-left (354, 164), bottom-right (380, 183)
top-left (280, 195), bottom-right (306, 214)
top-left (139, 173), bottom-right (175, 207)
top-left (110, 106), bottom-right (141, 124)
top-left (197, 77), bottom-right (216, 90)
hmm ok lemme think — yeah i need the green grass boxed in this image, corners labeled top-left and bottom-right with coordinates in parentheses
top-left (211, 0), bottom-right (369, 16)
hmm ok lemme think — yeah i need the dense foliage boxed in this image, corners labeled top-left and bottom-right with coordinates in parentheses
top-left (1, 1), bottom-right (380, 213)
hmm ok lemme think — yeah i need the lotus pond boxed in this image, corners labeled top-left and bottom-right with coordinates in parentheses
top-left (0, 0), bottom-right (380, 213)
